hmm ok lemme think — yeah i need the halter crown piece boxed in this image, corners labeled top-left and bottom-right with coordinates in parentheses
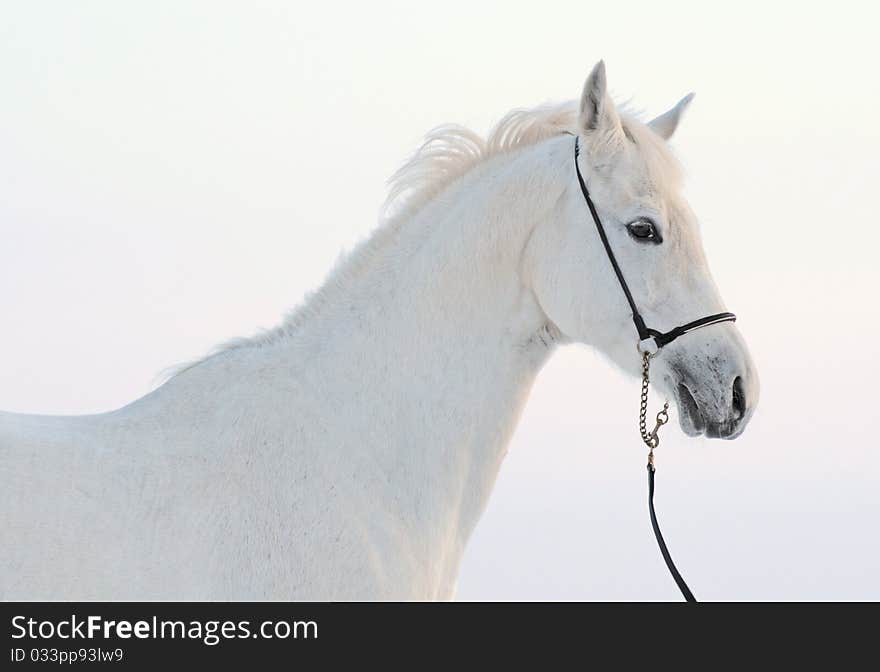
top-left (574, 137), bottom-right (737, 603)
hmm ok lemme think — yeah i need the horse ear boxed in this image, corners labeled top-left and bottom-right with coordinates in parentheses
top-left (648, 93), bottom-right (695, 140)
top-left (578, 61), bottom-right (624, 141)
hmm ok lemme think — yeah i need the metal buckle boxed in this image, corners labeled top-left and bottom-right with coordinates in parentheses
top-left (637, 337), bottom-right (659, 356)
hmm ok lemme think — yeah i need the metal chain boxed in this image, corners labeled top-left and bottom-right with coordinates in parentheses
top-left (640, 350), bottom-right (669, 466)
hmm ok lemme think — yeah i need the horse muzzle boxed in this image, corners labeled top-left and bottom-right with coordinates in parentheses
top-left (671, 357), bottom-right (758, 440)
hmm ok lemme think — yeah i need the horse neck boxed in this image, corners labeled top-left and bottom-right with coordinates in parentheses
top-left (288, 138), bottom-right (571, 547)
top-left (155, 136), bottom-right (571, 560)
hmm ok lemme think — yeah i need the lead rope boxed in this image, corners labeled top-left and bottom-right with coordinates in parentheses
top-left (640, 351), bottom-right (697, 602)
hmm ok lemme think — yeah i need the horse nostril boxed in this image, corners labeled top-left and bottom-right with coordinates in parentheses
top-left (732, 376), bottom-right (746, 420)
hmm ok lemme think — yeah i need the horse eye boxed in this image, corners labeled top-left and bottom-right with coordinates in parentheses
top-left (626, 219), bottom-right (662, 244)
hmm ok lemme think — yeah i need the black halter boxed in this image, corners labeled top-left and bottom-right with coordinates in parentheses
top-left (573, 137), bottom-right (736, 351)
top-left (574, 137), bottom-right (736, 603)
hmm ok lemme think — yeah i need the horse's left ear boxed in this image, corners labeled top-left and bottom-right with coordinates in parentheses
top-left (648, 92), bottom-right (695, 140)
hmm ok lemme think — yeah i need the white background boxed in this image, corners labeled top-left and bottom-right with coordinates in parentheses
top-left (2, 1), bottom-right (878, 600)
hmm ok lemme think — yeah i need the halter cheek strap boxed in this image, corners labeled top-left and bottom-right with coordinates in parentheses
top-left (573, 137), bottom-right (736, 352)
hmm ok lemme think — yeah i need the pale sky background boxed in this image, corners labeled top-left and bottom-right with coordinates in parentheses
top-left (2, 1), bottom-right (878, 600)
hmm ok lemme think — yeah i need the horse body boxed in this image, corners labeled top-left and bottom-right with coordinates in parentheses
top-left (0, 63), bottom-right (759, 599)
top-left (1, 141), bottom-right (564, 599)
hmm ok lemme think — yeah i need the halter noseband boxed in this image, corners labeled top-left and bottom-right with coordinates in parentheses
top-left (573, 137), bottom-right (736, 353)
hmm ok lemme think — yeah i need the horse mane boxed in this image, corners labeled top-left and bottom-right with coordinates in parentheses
top-left (165, 100), bottom-right (674, 379)
top-left (382, 102), bottom-right (579, 222)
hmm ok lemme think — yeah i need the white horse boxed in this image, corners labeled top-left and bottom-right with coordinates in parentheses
top-left (0, 63), bottom-right (758, 600)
